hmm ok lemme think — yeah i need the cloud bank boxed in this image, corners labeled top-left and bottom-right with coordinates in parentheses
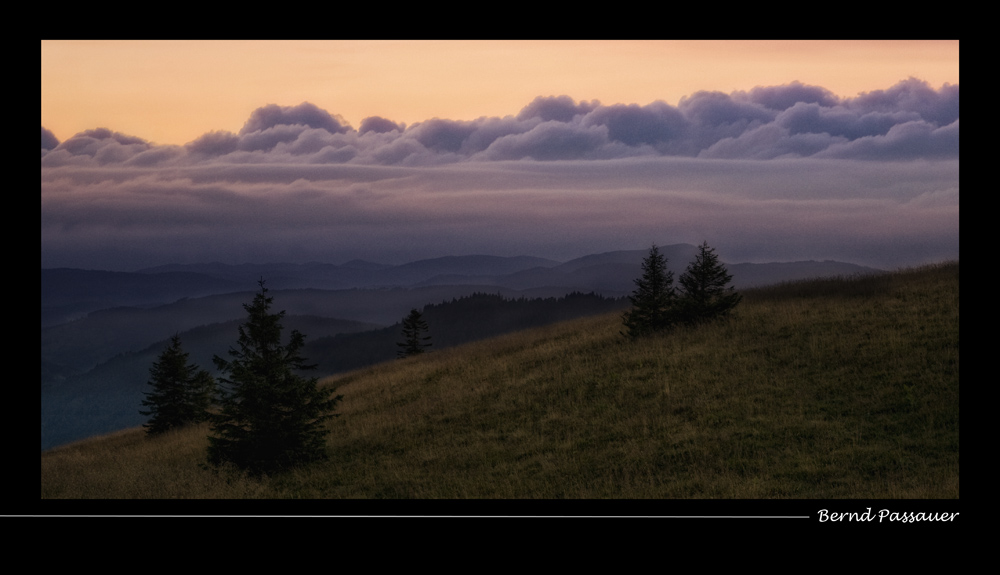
top-left (41, 78), bottom-right (959, 271)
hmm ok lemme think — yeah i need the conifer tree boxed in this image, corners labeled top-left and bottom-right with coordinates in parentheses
top-left (207, 280), bottom-right (342, 475)
top-left (677, 241), bottom-right (742, 325)
top-left (140, 335), bottom-right (214, 435)
top-left (397, 308), bottom-right (432, 358)
top-left (622, 245), bottom-right (676, 338)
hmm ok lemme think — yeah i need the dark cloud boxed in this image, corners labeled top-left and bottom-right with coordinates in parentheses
top-left (698, 124), bottom-right (844, 160)
top-left (274, 127), bottom-right (338, 155)
top-left (239, 102), bottom-right (351, 135)
top-left (583, 101), bottom-right (689, 149)
top-left (677, 91), bottom-right (777, 152)
top-left (185, 130), bottom-right (241, 156)
top-left (369, 137), bottom-right (428, 165)
top-left (479, 121), bottom-right (607, 161)
top-left (53, 128), bottom-right (150, 157)
top-left (517, 95), bottom-right (599, 122)
top-left (42, 126), bottom-right (59, 153)
top-left (359, 116), bottom-right (404, 134)
top-left (408, 118), bottom-right (478, 153)
top-left (744, 81), bottom-right (840, 111)
top-left (237, 123), bottom-right (307, 152)
top-left (816, 119), bottom-right (959, 160)
top-left (846, 77), bottom-right (959, 126)
top-left (124, 145), bottom-right (186, 167)
top-left (461, 117), bottom-right (530, 152)
top-left (41, 128), bottom-right (152, 167)
top-left (309, 145), bottom-right (358, 164)
top-left (776, 102), bottom-right (920, 140)
top-left (679, 91), bottom-right (775, 127)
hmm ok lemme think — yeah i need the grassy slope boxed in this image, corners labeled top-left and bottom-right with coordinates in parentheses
top-left (41, 262), bottom-right (958, 499)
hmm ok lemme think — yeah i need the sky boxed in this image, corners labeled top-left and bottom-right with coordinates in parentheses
top-left (41, 40), bottom-right (959, 271)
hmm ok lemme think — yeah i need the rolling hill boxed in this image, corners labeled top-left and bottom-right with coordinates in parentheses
top-left (41, 262), bottom-right (959, 500)
top-left (40, 246), bottom-right (884, 452)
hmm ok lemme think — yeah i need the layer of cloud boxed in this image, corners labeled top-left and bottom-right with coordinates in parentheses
top-left (41, 79), bottom-right (959, 271)
top-left (42, 78), bottom-right (958, 167)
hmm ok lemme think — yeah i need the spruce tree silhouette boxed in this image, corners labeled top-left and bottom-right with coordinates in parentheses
top-left (622, 245), bottom-right (676, 338)
top-left (140, 335), bottom-right (214, 435)
top-left (677, 241), bottom-right (742, 325)
top-left (397, 308), bottom-right (432, 358)
top-left (208, 280), bottom-right (341, 475)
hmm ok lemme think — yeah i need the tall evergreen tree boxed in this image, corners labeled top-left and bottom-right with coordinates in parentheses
top-left (397, 308), bottom-right (432, 358)
top-left (140, 335), bottom-right (214, 435)
top-left (622, 245), bottom-right (676, 338)
top-left (677, 241), bottom-right (742, 325)
top-left (208, 280), bottom-right (342, 475)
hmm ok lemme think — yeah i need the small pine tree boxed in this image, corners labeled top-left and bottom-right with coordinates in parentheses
top-left (622, 245), bottom-right (677, 338)
top-left (397, 308), bottom-right (432, 358)
top-left (677, 241), bottom-right (742, 325)
top-left (207, 280), bottom-right (342, 475)
top-left (140, 335), bottom-right (214, 435)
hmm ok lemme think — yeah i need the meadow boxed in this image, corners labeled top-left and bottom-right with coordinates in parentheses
top-left (40, 262), bottom-right (958, 500)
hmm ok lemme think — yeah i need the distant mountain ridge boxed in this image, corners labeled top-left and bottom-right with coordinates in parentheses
top-left (41, 268), bottom-right (244, 327)
top-left (45, 245), bottom-right (883, 328)
top-left (122, 245), bottom-right (888, 294)
top-left (133, 255), bottom-right (562, 290)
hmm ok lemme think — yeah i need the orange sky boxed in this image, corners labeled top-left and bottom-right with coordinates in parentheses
top-left (41, 40), bottom-right (960, 147)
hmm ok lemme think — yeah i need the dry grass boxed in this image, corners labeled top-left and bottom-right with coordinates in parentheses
top-left (41, 424), bottom-right (272, 499)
